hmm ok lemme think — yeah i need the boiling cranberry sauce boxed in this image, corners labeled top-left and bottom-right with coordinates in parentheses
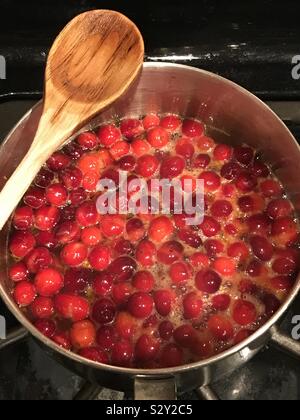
top-left (8, 113), bottom-right (300, 369)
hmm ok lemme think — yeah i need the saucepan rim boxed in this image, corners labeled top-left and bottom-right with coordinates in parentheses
top-left (0, 62), bottom-right (299, 377)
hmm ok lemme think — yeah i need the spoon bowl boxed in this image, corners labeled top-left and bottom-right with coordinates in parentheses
top-left (0, 9), bottom-right (144, 229)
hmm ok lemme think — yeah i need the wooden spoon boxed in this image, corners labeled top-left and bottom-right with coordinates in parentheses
top-left (0, 10), bottom-right (144, 229)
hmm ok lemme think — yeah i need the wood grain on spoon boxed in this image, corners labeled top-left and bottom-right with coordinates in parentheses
top-left (0, 9), bottom-right (144, 229)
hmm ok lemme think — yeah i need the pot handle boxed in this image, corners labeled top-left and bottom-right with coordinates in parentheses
top-left (270, 326), bottom-right (300, 358)
top-left (134, 377), bottom-right (177, 400)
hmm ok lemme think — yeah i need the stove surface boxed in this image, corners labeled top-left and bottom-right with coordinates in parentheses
top-left (0, 99), bottom-right (299, 400)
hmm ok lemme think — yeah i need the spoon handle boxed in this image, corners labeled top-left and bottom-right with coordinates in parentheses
top-left (0, 149), bottom-right (44, 230)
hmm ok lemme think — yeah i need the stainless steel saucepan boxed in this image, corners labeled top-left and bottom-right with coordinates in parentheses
top-left (0, 63), bottom-right (300, 400)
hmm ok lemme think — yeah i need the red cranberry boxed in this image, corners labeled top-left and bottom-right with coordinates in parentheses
top-left (199, 216), bottom-right (221, 237)
top-left (24, 187), bottom-right (46, 209)
top-left (60, 206), bottom-right (76, 222)
top-left (262, 293), bottom-right (281, 317)
top-left (132, 138), bottom-right (151, 156)
top-left (13, 206), bottom-right (34, 230)
top-left (13, 281), bottom-right (36, 306)
top-left (193, 153), bottom-right (211, 169)
top-left (271, 217), bottom-right (298, 246)
top-left (98, 124), bottom-right (121, 147)
top-left (212, 294), bottom-right (231, 311)
top-left (69, 188), bottom-right (87, 206)
top-left (88, 245), bottom-right (111, 271)
top-left (54, 294), bottom-right (90, 322)
top-left (115, 312), bottom-right (137, 339)
top-left (100, 168), bottom-right (120, 188)
top-left (96, 325), bottom-right (118, 351)
top-left (46, 183), bottom-right (68, 207)
top-left (251, 161), bottom-right (270, 178)
top-left (135, 335), bottom-right (160, 362)
top-left (160, 156), bottom-right (185, 179)
top-left (176, 138), bottom-right (195, 160)
top-left (143, 114), bottom-right (160, 129)
top-left (213, 257), bottom-right (236, 276)
top-left (178, 229), bottom-right (202, 248)
top-left (157, 241), bottom-right (183, 265)
top-left (199, 171), bottom-right (221, 192)
top-left (35, 168), bottom-right (55, 189)
top-left (25, 247), bottom-right (53, 273)
top-left (182, 119), bottom-right (204, 137)
top-left (101, 214), bottom-right (125, 238)
top-left (235, 172), bottom-right (257, 192)
top-left (213, 144), bottom-right (233, 161)
top-left (260, 179), bottom-right (282, 198)
top-left (118, 155), bottom-right (136, 172)
top-left (159, 321), bottom-right (174, 340)
top-left (149, 216), bottom-right (174, 242)
top-left (173, 324), bottom-right (196, 348)
top-left (126, 218), bottom-right (145, 242)
top-left (36, 231), bottom-right (57, 249)
top-left (92, 272), bottom-right (113, 297)
top-left (63, 142), bottom-right (85, 160)
top-left (233, 300), bottom-right (257, 326)
top-left (111, 340), bottom-right (133, 367)
top-left (204, 239), bottom-right (224, 258)
top-left (136, 155), bottom-right (159, 177)
top-left (234, 146), bottom-right (254, 166)
top-left (79, 347), bottom-right (109, 363)
top-left (114, 238), bottom-right (134, 256)
top-left (183, 292), bottom-right (203, 320)
top-left (110, 140), bottom-right (131, 160)
top-left (239, 279), bottom-right (257, 294)
top-left (34, 268), bottom-right (64, 297)
top-left (271, 276), bottom-right (294, 291)
top-left (227, 242), bottom-right (249, 262)
top-left (61, 242), bottom-right (87, 267)
top-left (221, 162), bottom-right (242, 181)
top-left (64, 268), bottom-right (92, 294)
top-left (128, 292), bottom-right (154, 319)
top-left (34, 319), bottom-right (56, 338)
top-left (154, 290), bottom-right (173, 317)
top-left (52, 331), bottom-right (72, 350)
top-left (211, 200), bottom-right (233, 218)
top-left (77, 131), bottom-right (98, 150)
top-left (112, 283), bottom-right (132, 306)
top-left (108, 256), bottom-right (137, 282)
top-left (47, 152), bottom-right (71, 172)
top-left (247, 213), bottom-right (271, 235)
top-left (238, 196), bottom-right (254, 213)
top-left (92, 299), bottom-right (116, 325)
top-left (30, 296), bottom-right (54, 319)
top-left (208, 315), bottom-right (234, 341)
top-left (59, 167), bottom-right (83, 190)
top-left (247, 260), bottom-right (263, 277)
top-left (160, 344), bottom-right (183, 367)
top-left (272, 257), bottom-right (297, 276)
top-left (225, 223), bottom-right (238, 236)
top-left (190, 252), bottom-right (210, 269)
top-left (197, 136), bottom-right (215, 152)
top-left (76, 201), bottom-right (98, 227)
top-left (133, 271), bottom-right (155, 293)
top-left (70, 320), bottom-right (96, 349)
top-left (169, 262), bottom-right (191, 285)
top-left (250, 235), bottom-right (273, 262)
top-left (195, 270), bottom-right (222, 294)
top-left (81, 226), bottom-right (102, 246)
top-left (55, 221), bottom-right (81, 244)
top-left (161, 115), bottom-right (181, 131)
top-left (35, 206), bottom-right (60, 231)
top-left (9, 262), bottom-right (29, 282)
top-left (9, 231), bottom-right (36, 258)
top-left (136, 240), bottom-right (157, 267)
top-left (147, 127), bottom-right (169, 148)
top-left (121, 119), bottom-right (144, 139)
top-left (267, 199), bottom-right (292, 219)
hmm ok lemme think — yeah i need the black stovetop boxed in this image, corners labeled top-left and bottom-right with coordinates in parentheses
top-left (0, 0), bottom-right (300, 400)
